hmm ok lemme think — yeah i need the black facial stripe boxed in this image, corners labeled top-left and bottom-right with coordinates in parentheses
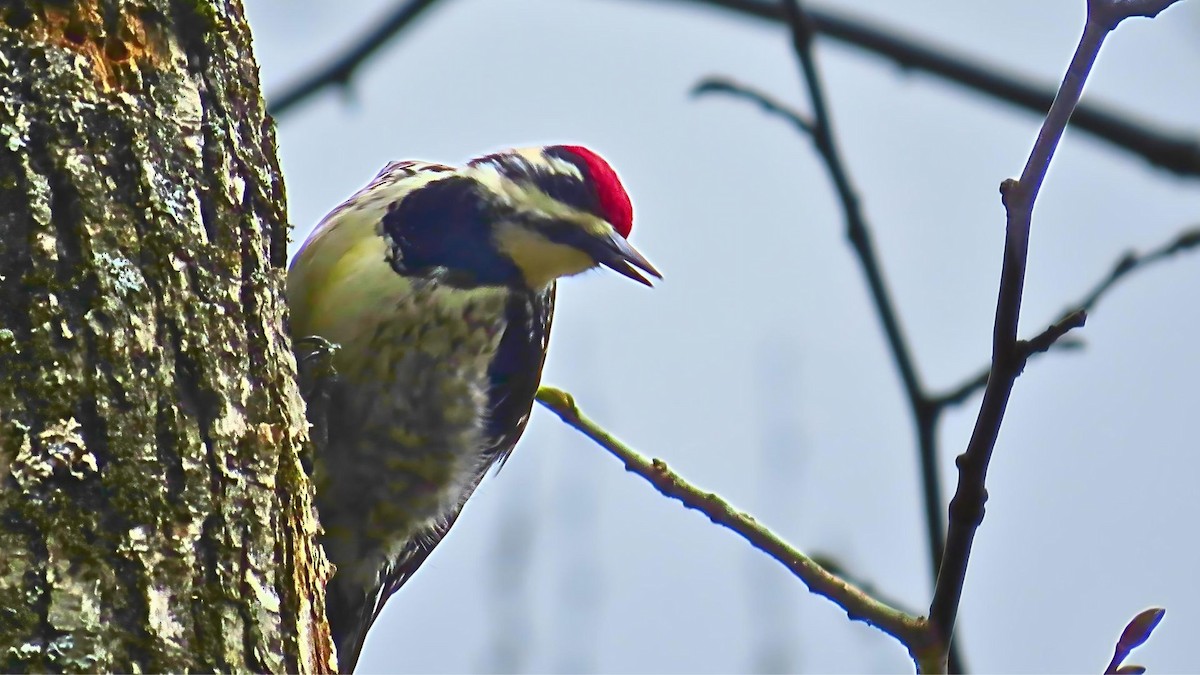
top-left (541, 146), bottom-right (603, 217)
top-left (537, 219), bottom-right (601, 257)
top-left (382, 176), bottom-right (523, 287)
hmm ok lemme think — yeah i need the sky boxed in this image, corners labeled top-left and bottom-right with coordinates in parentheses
top-left (244, 1), bottom-right (1200, 672)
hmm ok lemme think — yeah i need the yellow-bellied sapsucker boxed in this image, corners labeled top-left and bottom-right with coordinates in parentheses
top-left (286, 145), bottom-right (659, 671)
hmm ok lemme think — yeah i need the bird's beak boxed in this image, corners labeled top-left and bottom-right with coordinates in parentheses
top-left (591, 232), bottom-right (663, 287)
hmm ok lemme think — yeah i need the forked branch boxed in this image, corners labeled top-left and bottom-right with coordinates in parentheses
top-left (936, 225), bottom-right (1200, 408)
top-left (929, 1), bottom-right (1185, 669)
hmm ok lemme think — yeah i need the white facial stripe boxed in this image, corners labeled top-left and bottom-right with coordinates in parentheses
top-left (508, 147), bottom-right (584, 182)
top-left (467, 162), bottom-right (613, 238)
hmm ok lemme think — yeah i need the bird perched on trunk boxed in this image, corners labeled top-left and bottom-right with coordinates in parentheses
top-left (286, 145), bottom-right (659, 672)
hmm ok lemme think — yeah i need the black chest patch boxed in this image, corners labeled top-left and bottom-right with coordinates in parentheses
top-left (382, 176), bottom-right (523, 287)
top-left (484, 286), bottom-right (555, 464)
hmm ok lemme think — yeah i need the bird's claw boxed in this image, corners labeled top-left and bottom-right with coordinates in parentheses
top-left (295, 335), bottom-right (341, 474)
top-left (296, 335), bottom-right (340, 374)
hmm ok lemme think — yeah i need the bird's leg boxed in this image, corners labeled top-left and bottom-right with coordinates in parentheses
top-left (295, 335), bottom-right (340, 475)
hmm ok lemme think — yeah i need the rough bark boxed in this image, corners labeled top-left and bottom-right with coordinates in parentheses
top-left (0, 1), bottom-right (334, 671)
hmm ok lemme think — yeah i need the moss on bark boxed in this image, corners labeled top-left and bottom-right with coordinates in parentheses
top-left (0, 1), bottom-right (333, 671)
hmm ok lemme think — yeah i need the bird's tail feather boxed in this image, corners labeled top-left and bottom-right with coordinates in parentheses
top-left (326, 573), bottom-right (382, 674)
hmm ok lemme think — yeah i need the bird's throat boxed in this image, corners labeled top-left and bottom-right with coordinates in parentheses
top-left (495, 223), bottom-right (595, 289)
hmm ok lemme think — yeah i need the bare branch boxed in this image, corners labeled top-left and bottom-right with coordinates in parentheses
top-left (1020, 309), bottom-right (1088, 357)
top-left (691, 77), bottom-right (815, 136)
top-left (936, 225), bottom-right (1200, 408)
top-left (267, 0), bottom-right (1200, 180)
top-left (772, 8), bottom-right (964, 670)
top-left (268, 0), bottom-right (443, 117)
top-left (929, 3), bottom-right (1185, 667)
top-left (1078, 226), bottom-right (1200, 309)
top-left (683, 5), bottom-right (1193, 670)
top-left (535, 386), bottom-right (930, 653)
top-left (810, 554), bottom-right (923, 620)
top-left (936, 339), bottom-right (1085, 410)
top-left (650, 0), bottom-right (1200, 177)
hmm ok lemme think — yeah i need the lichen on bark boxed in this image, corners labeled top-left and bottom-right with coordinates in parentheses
top-left (0, 1), bottom-right (332, 672)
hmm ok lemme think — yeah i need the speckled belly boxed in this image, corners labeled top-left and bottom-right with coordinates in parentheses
top-left (315, 281), bottom-right (511, 578)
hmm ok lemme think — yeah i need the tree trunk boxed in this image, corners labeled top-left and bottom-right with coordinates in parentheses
top-left (0, 1), bottom-right (333, 671)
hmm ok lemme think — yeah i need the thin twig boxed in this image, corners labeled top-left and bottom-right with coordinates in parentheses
top-left (776, 0), bottom-right (939, 553)
top-left (691, 77), bottom-right (815, 135)
top-left (775, 5), bottom-right (961, 669)
top-left (1021, 309), bottom-right (1088, 357)
top-left (693, 59), bottom-right (968, 669)
top-left (694, 6), bottom-right (1192, 669)
top-left (647, 0), bottom-right (1200, 177)
top-left (810, 553), bottom-right (922, 620)
top-left (534, 386), bottom-right (930, 653)
top-left (265, 0), bottom-right (1200, 178)
top-left (935, 225), bottom-right (1200, 407)
top-left (928, 3), bottom-right (1184, 670)
top-left (1078, 226), bottom-right (1200, 309)
top-left (268, 0), bottom-right (442, 117)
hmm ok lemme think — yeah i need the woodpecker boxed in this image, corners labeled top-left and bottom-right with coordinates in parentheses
top-left (286, 145), bottom-right (659, 672)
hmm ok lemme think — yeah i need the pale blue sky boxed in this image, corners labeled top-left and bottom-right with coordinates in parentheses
top-left (247, 1), bottom-right (1200, 671)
